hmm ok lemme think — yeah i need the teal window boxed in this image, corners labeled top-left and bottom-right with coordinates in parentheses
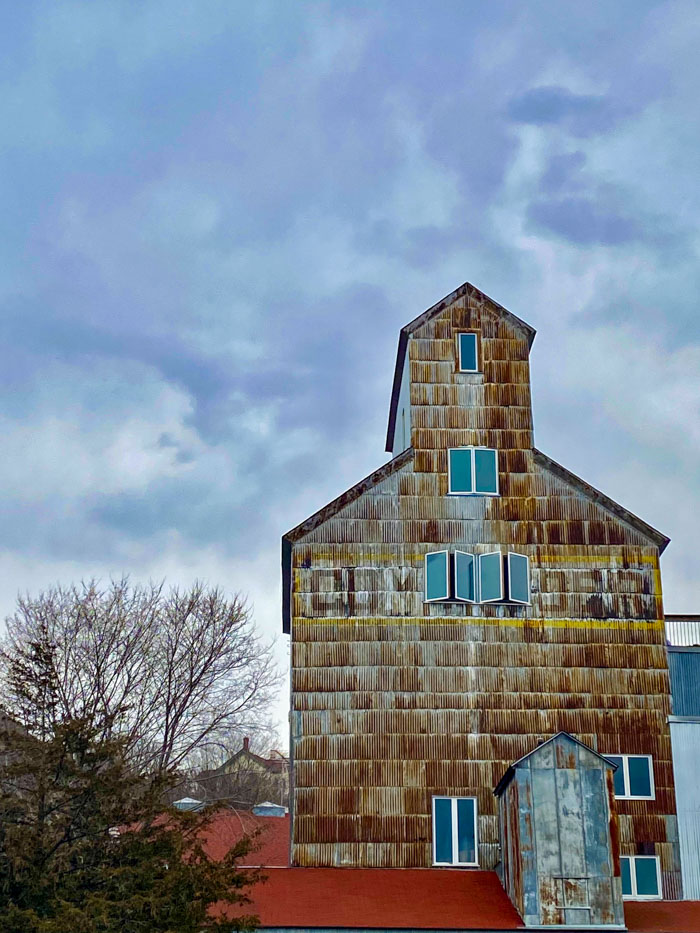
top-left (507, 553), bottom-right (530, 604)
top-left (454, 551), bottom-right (476, 602)
top-left (620, 856), bottom-right (661, 899)
top-left (425, 550), bottom-right (449, 602)
top-left (457, 332), bottom-right (478, 372)
top-left (448, 448), bottom-right (499, 496)
top-left (432, 796), bottom-right (478, 866)
top-left (606, 755), bottom-right (654, 800)
top-left (479, 552), bottom-right (503, 603)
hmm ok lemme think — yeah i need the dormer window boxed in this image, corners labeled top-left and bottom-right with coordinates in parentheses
top-left (457, 332), bottom-right (479, 372)
top-left (448, 447), bottom-right (499, 496)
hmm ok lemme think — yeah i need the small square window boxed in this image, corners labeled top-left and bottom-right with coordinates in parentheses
top-left (448, 448), bottom-right (499, 496)
top-left (432, 796), bottom-right (478, 866)
top-left (457, 332), bottom-right (479, 373)
top-left (620, 856), bottom-right (661, 899)
top-left (605, 755), bottom-right (654, 800)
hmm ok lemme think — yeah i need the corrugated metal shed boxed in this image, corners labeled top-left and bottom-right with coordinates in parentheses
top-left (670, 718), bottom-right (700, 900)
top-left (496, 732), bottom-right (623, 927)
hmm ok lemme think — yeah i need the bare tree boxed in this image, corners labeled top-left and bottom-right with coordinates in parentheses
top-left (0, 579), bottom-right (280, 775)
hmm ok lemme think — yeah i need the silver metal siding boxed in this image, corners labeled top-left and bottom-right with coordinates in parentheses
top-left (670, 718), bottom-right (700, 899)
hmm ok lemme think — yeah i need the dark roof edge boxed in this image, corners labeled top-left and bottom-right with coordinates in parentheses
top-left (494, 731), bottom-right (617, 797)
top-left (385, 330), bottom-right (409, 452)
top-left (281, 447), bottom-right (415, 633)
top-left (532, 448), bottom-right (670, 554)
top-left (385, 282), bottom-right (536, 453)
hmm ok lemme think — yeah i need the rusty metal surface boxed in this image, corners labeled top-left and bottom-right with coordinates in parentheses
top-left (287, 288), bottom-right (681, 897)
top-left (496, 733), bottom-right (623, 927)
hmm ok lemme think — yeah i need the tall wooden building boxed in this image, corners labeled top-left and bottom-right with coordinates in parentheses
top-left (282, 283), bottom-right (680, 901)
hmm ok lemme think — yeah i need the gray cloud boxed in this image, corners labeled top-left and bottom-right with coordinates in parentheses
top-left (0, 0), bottom-right (698, 672)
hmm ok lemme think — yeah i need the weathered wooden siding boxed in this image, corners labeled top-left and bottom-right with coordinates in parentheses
top-left (287, 286), bottom-right (679, 897)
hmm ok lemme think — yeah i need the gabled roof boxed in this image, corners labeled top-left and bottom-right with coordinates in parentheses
top-left (281, 447), bottom-right (414, 633)
top-left (533, 448), bottom-right (670, 553)
top-left (385, 282), bottom-right (536, 452)
top-left (494, 731), bottom-right (617, 797)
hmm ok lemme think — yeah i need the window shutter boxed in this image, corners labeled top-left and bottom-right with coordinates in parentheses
top-left (425, 551), bottom-right (449, 601)
top-left (479, 552), bottom-right (503, 602)
top-left (507, 553), bottom-right (530, 604)
top-left (454, 551), bottom-right (476, 602)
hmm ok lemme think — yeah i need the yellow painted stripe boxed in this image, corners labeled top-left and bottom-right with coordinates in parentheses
top-left (292, 616), bottom-right (666, 631)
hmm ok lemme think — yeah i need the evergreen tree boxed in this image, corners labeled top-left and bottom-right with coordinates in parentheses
top-left (0, 630), bottom-right (260, 932)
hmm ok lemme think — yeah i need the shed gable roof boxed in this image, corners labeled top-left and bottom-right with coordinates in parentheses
top-left (494, 730), bottom-right (617, 796)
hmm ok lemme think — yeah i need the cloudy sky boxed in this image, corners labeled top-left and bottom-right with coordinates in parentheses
top-left (2, 1), bottom-right (699, 736)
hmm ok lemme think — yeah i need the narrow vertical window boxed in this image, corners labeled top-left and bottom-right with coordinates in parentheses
top-left (620, 856), bottom-right (661, 899)
top-left (474, 448), bottom-right (498, 494)
top-left (425, 551), bottom-right (449, 602)
top-left (432, 797), bottom-right (478, 866)
top-left (479, 552), bottom-right (503, 603)
top-left (457, 332), bottom-right (478, 372)
top-left (454, 551), bottom-right (476, 602)
top-left (448, 448), bottom-right (473, 494)
top-left (507, 553), bottom-right (530, 604)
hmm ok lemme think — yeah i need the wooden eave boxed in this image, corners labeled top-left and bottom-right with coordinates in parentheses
top-left (281, 447), bottom-right (414, 633)
top-left (533, 448), bottom-right (670, 554)
top-left (494, 730), bottom-right (617, 797)
top-left (385, 282), bottom-right (537, 452)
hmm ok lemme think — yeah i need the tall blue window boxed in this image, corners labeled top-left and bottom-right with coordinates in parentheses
top-left (457, 332), bottom-right (479, 372)
top-left (448, 448), bottom-right (498, 496)
top-left (425, 550), bottom-right (449, 602)
top-left (620, 856), bottom-right (661, 899)
top-left (432, 797), bottom-right (478, 866)
top-left (454, 551), bottom-right (476, 602)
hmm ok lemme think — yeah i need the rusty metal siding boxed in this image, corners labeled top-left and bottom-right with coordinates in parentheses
top-left (287, 288), bottom-right (679, 896)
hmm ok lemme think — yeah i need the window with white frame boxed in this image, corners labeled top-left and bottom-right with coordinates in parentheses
top-left (448, 447), bottom-right (499, 496)
top-left (432, 796), bottom-right (478, 866)
top-left (606, 755), bottom-right (655, 800)
top-left (620, 856), bottom-right (661, 899)
top-left (456, 332), bottom-right (479, 373)
top-left (424, 551), bottom-right (530, 605)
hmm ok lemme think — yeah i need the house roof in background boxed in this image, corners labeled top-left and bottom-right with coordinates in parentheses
top-left (385, 282), bottom-right (536, 452)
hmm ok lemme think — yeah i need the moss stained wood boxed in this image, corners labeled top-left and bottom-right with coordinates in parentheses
top-left (286, 286), bottom-right (679, 897)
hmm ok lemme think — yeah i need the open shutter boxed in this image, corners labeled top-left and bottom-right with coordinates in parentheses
top-left (507, 553), bottom-right (530, 604)
top-left (425, 550), bottom-right (449, 601)
top-left (454, 551), bottom-right (476, 602)
top-left (479, 552), bottom-right (503, 603)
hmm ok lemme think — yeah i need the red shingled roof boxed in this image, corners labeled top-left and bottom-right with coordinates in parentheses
top-left (200, 810), bottom-right (289, 867)
top-left (218, 868), bottom-right (523, 930)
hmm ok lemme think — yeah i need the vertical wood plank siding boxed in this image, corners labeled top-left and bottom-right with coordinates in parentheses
top-left (288, 288), bottom-right (679, 897)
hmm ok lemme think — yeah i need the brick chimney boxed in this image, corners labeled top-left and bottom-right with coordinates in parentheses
top-left (243, 736), bottom-right (249, 752)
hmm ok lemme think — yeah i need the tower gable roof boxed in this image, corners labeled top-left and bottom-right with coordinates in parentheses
top-left (385, 282), bottom-right (536, 452)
